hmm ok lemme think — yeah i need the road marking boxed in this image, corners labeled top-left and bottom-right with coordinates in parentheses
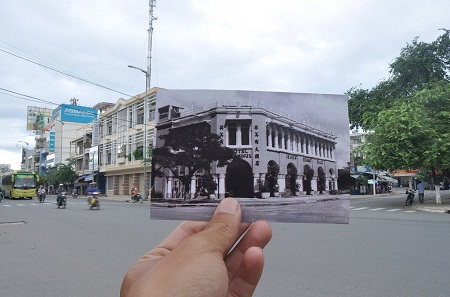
top-left (404, 210), bottom-right (416, 213)
top-left (351, 207), bottom-right (370, 210)
top-left (0, 221), bottom-right (26, 226)
top-left (386, 209), bottom-right (402, 212)
top-left (369, 208), bottom-right (385, 211)
top-left (16, 204), bottom-right (25, 206)
top-left (30, 203), bottom-right (39, 206)
top-left (3, 205), bottom-right (11, 207)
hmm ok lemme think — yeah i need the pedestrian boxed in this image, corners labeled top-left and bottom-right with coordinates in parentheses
top-left (121, 198), bottom-right (272, 297)
top-left (417, 180), bottom-right (425, 204)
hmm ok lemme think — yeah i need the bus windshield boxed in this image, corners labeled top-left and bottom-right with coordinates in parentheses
top-left (14, 174), bottom-right (36, 188)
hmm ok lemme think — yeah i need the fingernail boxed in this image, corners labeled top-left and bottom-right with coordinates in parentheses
top-left (217, 198), bottom-right (239, 214)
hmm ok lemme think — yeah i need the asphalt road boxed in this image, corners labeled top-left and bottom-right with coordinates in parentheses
top-left (1, 195), bottom-right (449, 297)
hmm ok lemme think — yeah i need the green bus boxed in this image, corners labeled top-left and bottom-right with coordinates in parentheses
top-left (1, 170), bottom-right (39, 199)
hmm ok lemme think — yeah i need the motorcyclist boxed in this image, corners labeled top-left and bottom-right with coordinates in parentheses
top-left (86, 182), bottom-right (99, 204)
top-left (37, 185), bottom-right (46, 200)
top-left (72, 188), bottom-right (78, 198)
top-left (131, 187), bottom-right (140, 203)
top-left (56, 184), bottom-right (65, 205)
top-left (86, 182), bottom-right (99, 196)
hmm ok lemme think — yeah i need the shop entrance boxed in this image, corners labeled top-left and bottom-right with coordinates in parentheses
top-left (226, 159), bottom-right (253, 197)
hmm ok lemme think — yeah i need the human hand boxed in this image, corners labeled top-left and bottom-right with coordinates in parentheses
top-left (121, 198), bottom-right (272, 297)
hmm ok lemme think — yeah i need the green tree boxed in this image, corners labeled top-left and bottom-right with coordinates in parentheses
top-left (153, 122), bottom-right (235, 200)
top-left (348, 30), bottom-right (450, 130)
top-left (347, 30), bottom-right (450, 204)
top-left (361, 81), bottom-right (450, 203)
top-left (45, 164), bottom-right (78, 186)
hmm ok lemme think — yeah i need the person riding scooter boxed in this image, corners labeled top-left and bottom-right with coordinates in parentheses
top-left (406, 189), bottom-right (415, 206)
top-left (56, 184), bottom-right (67, 208)
top-left (56, 184), bottom-right (65, 204)
top-left (88, 190), bottom-right (100, 209)
top-left (86, 182), bottom-right (99, 204)
top-left (37, 185), bottom-right (46, 203)
top-left (131, 187), bottom-right (141, 203)
top-left (72, 188), bottom-right (78, 199)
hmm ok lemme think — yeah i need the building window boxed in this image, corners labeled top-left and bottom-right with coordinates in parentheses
top-left (228, 122), bottom-right (237, 145)
top-left (137, 113), bottom-right (144, 125)
top-left (149, 109), bottom-right (155, 121)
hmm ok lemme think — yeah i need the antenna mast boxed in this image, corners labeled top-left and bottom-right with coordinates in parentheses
top-left (147, 0), bottom-right (157, 90)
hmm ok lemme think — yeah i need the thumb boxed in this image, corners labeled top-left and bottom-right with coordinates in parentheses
top-left (198, 198), bottom-right (242, 256)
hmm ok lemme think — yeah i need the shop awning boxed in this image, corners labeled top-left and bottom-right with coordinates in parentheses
top-left (350, 175), bottom-right (360, 179)
top-left (378, 175), bottom-right (399, 184)
top-left (85, 173), bottom-right (98, 182)
top-left (75, 174), bottom-right (90, 182)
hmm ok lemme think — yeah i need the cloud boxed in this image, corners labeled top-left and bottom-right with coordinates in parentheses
top-left (0, 0), bottom-right (449, 168)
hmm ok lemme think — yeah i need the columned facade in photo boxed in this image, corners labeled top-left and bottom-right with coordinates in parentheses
top-left (154, 101), bottom-right (338, 199)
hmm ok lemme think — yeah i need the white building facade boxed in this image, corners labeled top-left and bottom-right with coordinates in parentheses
top-left (154, 102), bottom-right (338, 199)
top-left (96, 89), bottom-right (157, 197)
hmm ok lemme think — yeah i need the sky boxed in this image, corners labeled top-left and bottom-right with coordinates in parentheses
top-left (0, 0), bottom-right (449, 170)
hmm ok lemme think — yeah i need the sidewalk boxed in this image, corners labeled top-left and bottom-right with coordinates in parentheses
top-left (350, 189), bottom-right (450, 214)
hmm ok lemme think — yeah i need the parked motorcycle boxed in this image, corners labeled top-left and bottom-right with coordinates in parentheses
top-left (88, 192), bottom-right (100, 210)
top-left (405, 189), bottom-right (415, 206)
top-left (38, 192), bottom-right (46, 203)
top-left (56, 192), bottom-right (67, 208)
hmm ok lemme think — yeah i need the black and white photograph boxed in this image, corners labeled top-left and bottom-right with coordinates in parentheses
top-left (151, 89), bottom-right (350, 223)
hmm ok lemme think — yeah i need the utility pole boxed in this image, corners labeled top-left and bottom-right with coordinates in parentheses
top-left (147, 0), bottom-right (157, 91)
top-left (128, 0), bottom-right (157, 201)
top-left (144, 0), bottom-right (157, 201)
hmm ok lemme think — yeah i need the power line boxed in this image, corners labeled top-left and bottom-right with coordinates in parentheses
top-left (0, 47), bottom-right (132, 97)
top-left (0, 87), bottom-right (57, 105)
top-left (1, 86), bottom-right (156, 133)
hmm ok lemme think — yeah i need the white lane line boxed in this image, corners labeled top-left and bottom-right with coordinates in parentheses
top-left (30, 203), bottom-right (39, 206)
top-left (369, 208), bottom-right (386, 211)
top-left (404, 210), bottom-right (416, 213)
top-left (16, 204), bottom-right (25, 206)
top-left (386, 209), bottom-right (402, 212)
top-left (3, 205), bottom-right (11, 207)
top-left (351, 207), bottom-right (370, 210)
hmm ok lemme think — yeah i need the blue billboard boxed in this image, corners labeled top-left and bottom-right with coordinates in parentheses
top-left (60, 104), bottom-right (98, 123)
top-left (49, 131), bottom-right (55, 152)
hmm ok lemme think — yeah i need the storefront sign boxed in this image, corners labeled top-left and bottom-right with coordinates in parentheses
top-left (233, 148), bottom-right (252, 159)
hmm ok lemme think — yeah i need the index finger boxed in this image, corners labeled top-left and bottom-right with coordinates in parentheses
top-left (142, 221), bottom-right (208, 259)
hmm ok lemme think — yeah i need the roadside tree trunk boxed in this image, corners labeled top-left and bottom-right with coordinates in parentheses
top-left (431, 166), bottom-right (442, 204)
top-left (434, 185), bottom-right (442, 204)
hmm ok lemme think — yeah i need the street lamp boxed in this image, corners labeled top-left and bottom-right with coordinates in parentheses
top-left (128, 65), bottom-right (150, 201)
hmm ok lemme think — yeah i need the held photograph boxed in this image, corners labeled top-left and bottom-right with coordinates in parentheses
top-left (150, 89), bottom-right (350, 223)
